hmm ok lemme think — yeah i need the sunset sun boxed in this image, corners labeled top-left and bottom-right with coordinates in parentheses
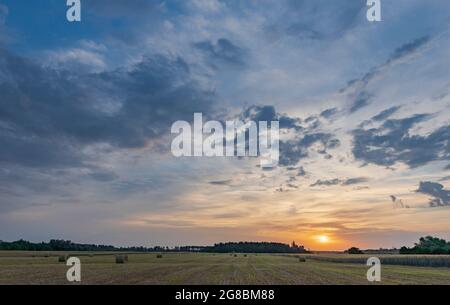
top-left (318, 235), bottom-right (330, 243)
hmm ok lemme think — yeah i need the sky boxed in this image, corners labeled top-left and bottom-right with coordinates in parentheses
top-left (0, 0), bottom-right (450, 251)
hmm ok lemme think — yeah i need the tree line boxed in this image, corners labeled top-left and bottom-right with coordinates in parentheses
top-left (202, 241), bottom-right (308, 253)
top-left (399, 236), bottom-right (450, 255)
top-left (344, 236), bottom-right (450, 255)
top-left (0, 239), bottom-right (308, 253)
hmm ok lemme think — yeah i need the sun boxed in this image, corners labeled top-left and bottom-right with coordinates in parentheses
top-left (318, 235), bottom-right (330, 243)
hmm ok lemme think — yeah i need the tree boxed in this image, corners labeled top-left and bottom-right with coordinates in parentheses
top-left (346, 247), bottom-right (364, 254)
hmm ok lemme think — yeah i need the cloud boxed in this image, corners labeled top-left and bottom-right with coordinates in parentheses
top-left (209, 180), bottom-right (232, 186)
top-left (342, 177), bottom-right (369, 186)
top-left (320, 108), bottom-right (339, 119)
top-left (388, 36), bottom-right (431, 64)
top-left (310, 179), bottom-right (341, 187)
top-left (279, 133), bottom-right (339, 167)
top-left (194, 38), bottom-right (246, 67)
top-left (417, 181), bottom-right (450, 207)
top-left (349, 91), bottom-right (372, 113)
top-left (341, 36), bottom-right (431, 113)
top-left (297, 167), bottom-right (307, 177)
top-left (44, 48), bottom-right (106, 73)
top-left (0, 49), bottom-right (214, 153)
top-left (239, 105), bottom-right (339, 167)
top-left (285, 0), bottom-right (365, 40)
top-left (310, 177), bottom-right (368, 187)
top-left (88, 169), bottom-right (119, 182)
top-left (190, 0), bottom-right (225, 13)
top-left (0, 47), bottom-right (216, 199)
top-left (389, 195), bottom-right (409, 209)
top-left (352, 114), bottom-right (450, 168)
top-left (371, 106), bottom-right (402, 122)
top-left (241, 105), bottom-right (302, 131)
top-left (342, 36), bottom-right (431, 94)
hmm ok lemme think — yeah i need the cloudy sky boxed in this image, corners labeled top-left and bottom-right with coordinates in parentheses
top-left (0, 0), bottom-right (450, 250)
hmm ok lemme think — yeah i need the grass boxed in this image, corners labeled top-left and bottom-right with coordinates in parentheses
top-left (0, 251), bottom-right (450, 285)
top-left (299, 253), bottom-right (450, 268)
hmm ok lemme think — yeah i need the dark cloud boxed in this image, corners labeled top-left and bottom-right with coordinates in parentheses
top-left (0, 49), bottom-right (214, 166)
top-left (279, 133), bottom-right (339, 167)
top-left (417, 181), bottom-right (450, 207)
top-left (0, 47), bottom-right (216, 201)
top-left (342, 36), bottom-right (431, 94)
top-left (371, 106), bottom-right (401, 122)
top-left (341, 36), bottom-right (431, 113)
top-left (342, 177), bottom-right (368, 186)
top-left (297, 166), bottom-right (307, 177)
top-left (310, 177), bottom-right (368, 187)
top-left (241, 105), bottom-right (302, 131)
top-left (239, 105), bottom-right (339, 167)
top-left (209, 180), bottom-right (232, 186)
top-left (350, 91), bottom-right (372, 113)
top-left (242, 105), bottom-right (277, 122)
top-left (320, 108), bottom-right (339, 119)
top-left (388, 36), bottom-right (430, 64)
top-left (279, 140), bottom-right (308, 167)
top-left (89, 169), bottom-right (119, 182)
top-left (310, 178), bottom-right (341, 187)
top-left (194, 38), bottom-right (246, 67)
top-left (390, 195), bottom-right (409, 208)
top-left (352, 114), bottom-right (450, 168)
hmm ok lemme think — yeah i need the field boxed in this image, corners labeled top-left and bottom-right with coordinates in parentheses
top-left (0, 251), bottom-right (450, 285)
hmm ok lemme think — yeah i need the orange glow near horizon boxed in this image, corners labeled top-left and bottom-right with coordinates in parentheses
top-left (318, 235), bottom-right (330, 243)
top-left (306, 234), bottom-right (345, 251)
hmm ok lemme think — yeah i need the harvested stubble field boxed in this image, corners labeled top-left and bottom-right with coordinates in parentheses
top-left (0, 251), bottom-right (450, 285)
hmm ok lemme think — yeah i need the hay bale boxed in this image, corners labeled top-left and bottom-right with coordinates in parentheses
top-left (298, 257), bottom-right (306, 262)
top-left (244, 254), bottom-right (247, 257)
top-left (115, 255), bottom-right (127, 264)
top-left (58, 255), bottom-right (67, 263)
top-left (156, 254), bottom-right (163, 259)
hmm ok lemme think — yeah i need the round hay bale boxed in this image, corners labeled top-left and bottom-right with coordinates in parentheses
top-left (115, 255), bottom-right (126, 264)
top-left (298, 257), bottom-right (306, 262)
top-left (58, 255), bottom-right (67, 263)
top-left (156, 254), bottom-right (163, 259)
